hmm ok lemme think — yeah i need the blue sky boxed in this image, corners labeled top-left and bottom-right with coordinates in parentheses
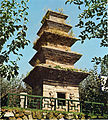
top-left (17, 0), bottom-right (107, 76)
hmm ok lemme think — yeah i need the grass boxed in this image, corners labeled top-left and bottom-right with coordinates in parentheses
top-left (48, 65), bottom-right (88, 73)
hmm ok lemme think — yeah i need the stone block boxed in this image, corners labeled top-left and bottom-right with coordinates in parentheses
top-left (41, 10), bottom-right (68, 24)
top-left (24, 110), bottom-right (31, 115)
top-left (33, 30), bottom-right (77, 51)
top-left (4, 112), bottom-right (14, 117)
top-left (20, 92), bottom-right (27, 108)
top-left (28, 115), bottom-right (33, 120)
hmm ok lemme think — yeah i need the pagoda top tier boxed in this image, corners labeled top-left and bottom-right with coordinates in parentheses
top-left (37, 10), bottom-right (72, 36)
top-left (41, 10), bottom-right (68, 24)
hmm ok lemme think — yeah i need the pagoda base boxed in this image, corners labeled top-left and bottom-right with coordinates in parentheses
top-left (23, 65), bottom-right (89, 111)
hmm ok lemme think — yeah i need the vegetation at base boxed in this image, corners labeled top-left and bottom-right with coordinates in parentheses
top-left (1, 107), bottom-right (108, 119)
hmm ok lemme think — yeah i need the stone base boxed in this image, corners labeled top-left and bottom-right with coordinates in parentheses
top-left (43, 84), bottom-right (79, 100)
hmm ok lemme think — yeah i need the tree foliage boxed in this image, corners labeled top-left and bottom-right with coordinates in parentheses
top-left (92, 55), bottom-right (108, 76)
top-left (0, 0), bottom-right (30, 80)
top-left (65, 0), bottom-right (108, 69)
top-left (1, 75), bottom-right (32, 97)
top-left (1, 76), bottom-right (24, 97)
top-left (79, 65), bottom-right (108, 103)
top-left (65, 0), bottom-right (107, 46)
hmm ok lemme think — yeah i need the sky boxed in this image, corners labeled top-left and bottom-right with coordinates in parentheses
top-left (17, 0), bottom-right (107, 76)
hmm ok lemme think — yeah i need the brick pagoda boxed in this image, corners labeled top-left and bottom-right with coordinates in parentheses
top-left (23, 10), bottom-right (89, 101)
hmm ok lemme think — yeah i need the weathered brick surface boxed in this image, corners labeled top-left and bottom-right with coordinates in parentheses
top-left (29, 47), bottom-right (82, 66)
top-left (37, 19), bottom-right (72, 36)
top-left (34, 30), bottom-right (77, 51)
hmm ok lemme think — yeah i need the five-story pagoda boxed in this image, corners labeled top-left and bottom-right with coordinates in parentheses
top-left (23, 10), bottom-right (89, 101)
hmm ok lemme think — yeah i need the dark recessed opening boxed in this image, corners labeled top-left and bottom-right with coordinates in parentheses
top-left (57, 92), bottom-right (66, 106)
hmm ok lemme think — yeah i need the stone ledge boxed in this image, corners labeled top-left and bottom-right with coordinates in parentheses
top-left (29, 47), bottom-right (82, 67)
top-left (1, 107), bottom-right (104, 119)
top-left (34, 30), bottom-right (79, 51)
top-left (37, 19), bottom-right (72, 36)
top-left (41, 10), bottom-right (68, 24)
top-left (23, 65), bottom-right (89, 87)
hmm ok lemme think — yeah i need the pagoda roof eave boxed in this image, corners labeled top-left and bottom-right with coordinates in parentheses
top-left (34, 30), bottom-right (79, 51)
top-left (23, 65), bottom-right (89, 87)
top-left (42, 9), bottom-right (68, 21)
top-left (37, 19), bottom-right (72, 36)
top-left (29, 47), bottom-right (82, 67)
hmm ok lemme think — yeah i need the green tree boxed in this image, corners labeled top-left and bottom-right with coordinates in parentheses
top-left (1, 75), bottom-right (24, 97)
top-left (0, 0), bottom-right (30, 80)
top-left (65, 0), bottom-right (107, 68)
top-left (79, 65), bottom-right (108, 103)
top-left (1, 75), bottom-right (32, 98)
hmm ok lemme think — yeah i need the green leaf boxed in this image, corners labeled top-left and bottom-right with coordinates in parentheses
top-left (19, 54), bottom-right (23, 56)
top-left (24, 17), bottom-right (28, 21)
top-left (0, 0), bottom-right (29, 80)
